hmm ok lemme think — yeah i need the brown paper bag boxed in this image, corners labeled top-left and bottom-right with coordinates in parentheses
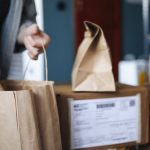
top-left (1, 80), bottom-right (62, 150)
top-left (0, 88), bottom-right (41, 150)
top-left (72, 21), bottom-right (116, 91)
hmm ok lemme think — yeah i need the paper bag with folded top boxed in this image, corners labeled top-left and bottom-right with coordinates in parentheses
top-left (72, 21), bottom-right (116, 91)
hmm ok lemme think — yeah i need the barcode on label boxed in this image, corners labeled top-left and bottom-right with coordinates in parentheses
top-left (96, 103), bottom-right (115, 109)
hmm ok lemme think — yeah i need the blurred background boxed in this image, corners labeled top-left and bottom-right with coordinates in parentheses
top-left (23, 0), bottom-right (149, 85)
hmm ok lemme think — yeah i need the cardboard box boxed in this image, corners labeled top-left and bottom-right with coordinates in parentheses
top-left (54, 84), bottom-right (149, 150)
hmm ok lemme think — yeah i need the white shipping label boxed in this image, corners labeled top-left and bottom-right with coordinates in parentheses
top-left (69, 95), bottom-right (141, 149)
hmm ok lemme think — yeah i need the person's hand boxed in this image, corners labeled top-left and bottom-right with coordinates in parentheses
top-left (23, 24), bottom-right (50, 60)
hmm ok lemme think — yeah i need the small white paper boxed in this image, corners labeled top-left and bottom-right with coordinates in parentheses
top-left (69, 95), bottom-right (141, 149)
top-left (118, 60), bottom-right (138, 85)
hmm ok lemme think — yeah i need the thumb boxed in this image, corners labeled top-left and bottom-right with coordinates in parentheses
top-left (27, 24), bottom-right (41, 35)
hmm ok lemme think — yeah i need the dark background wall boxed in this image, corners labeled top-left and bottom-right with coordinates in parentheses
top-left (122, 1), bottom-right (144, 59)
top-left (43, 0), bottom-right (75, 83)
top-left (43, 0), bottom-right (147, 82)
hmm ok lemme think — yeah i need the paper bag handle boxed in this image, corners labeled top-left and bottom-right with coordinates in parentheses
top-left (23, 40), bottom-right (48, 81)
